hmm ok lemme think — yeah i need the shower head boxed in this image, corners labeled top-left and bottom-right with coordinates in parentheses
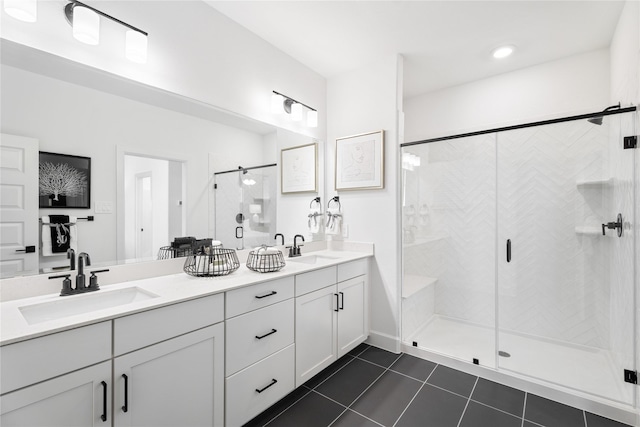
top-left (587, 103), bottom-right (621, 126)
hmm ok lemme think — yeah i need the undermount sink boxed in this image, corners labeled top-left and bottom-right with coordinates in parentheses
top-left (19, 287), bottom-right (159, 325)
top-left (287, 254), bottom-right (340, 265)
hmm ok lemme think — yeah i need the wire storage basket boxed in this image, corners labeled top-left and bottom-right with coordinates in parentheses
top-left (158, 238), bottom-right (217, 260)
top-left (183, 247), bottom-right (239, 277)
top-left (246, 246), bottom-right (286, 273)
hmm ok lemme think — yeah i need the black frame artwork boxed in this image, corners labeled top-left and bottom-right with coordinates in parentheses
top-left (39, 152), bottom-right (91, 209)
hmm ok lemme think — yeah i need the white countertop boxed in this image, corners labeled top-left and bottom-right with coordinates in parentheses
top-left (0, 249), bottom-right (372, 346)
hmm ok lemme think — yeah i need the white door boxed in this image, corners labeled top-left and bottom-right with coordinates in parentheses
top-left (0, 361), bottom-right (111, 426)
top-left (0, 134), bottom-right (39, 278)
top-left (135, 172), bottom-right (153, 259)
top-left (337, 276), bottom-right (367, 357)
top-left (114, 324), bottom-right (224, 427)
top-left (295, 285), bottom-right (338, 387)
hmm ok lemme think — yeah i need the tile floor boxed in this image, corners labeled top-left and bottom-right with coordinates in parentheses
top-left (243, 344), bottom-right (631, 427)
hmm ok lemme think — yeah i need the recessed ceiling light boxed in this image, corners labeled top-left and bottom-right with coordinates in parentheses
top-left (492, 45), bottom-right (515, 59)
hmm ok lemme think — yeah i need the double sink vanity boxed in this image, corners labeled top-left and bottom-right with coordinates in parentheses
top-left (0, 244), bottom-right (372, 426)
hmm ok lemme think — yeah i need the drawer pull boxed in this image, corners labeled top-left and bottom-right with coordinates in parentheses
top-left (122, 374), bottom-right (129, 413)
top-left (255, 328), bottom-right (277, 339)
top-left (339, 292), bottom-right (344, 310)
top-left (256, 378), bottom-right (278, 393)
top-left (334, 293), bottom-right (339, 312)
top-left (255, 291), bottom-right (277, 299)
top-left (100, 381), bottom-right (107, 422)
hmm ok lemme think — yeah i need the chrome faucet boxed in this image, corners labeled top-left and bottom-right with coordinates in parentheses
top-left (288, 234), bottom-right (305, 257)
top-left (274, 233), bottom-right (285, 245)
top-left (50, 252), bottom-right (108, 296)
top-left (76, 252), bottom-right (91, 290)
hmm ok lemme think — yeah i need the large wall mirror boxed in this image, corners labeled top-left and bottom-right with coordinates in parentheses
top-left (0, 40), bottom-right (324, 278)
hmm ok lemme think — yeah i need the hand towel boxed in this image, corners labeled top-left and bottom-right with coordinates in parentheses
top-left (326, 208), bottom-right (342, 236)
top-left (42, 216), bottom-right (78, 257)
top-left (308, 208), bottom-right (322, 234)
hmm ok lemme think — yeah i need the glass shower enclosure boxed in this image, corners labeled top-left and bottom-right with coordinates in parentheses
top-left (214, 164), bottom-right (277, 250)
top-left (401, 107), bottom-right (637, 408)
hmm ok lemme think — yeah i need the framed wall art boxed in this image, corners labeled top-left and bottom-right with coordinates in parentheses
top-left (281, 143), bottom-right (317, 194)
top-left (335, 130), bottom-right (384, 191)
top-left (39, 152), bottom-right (91, 208)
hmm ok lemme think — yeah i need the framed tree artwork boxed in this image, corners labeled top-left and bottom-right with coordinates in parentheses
top-left (39, 152), bottom-right (91, 208)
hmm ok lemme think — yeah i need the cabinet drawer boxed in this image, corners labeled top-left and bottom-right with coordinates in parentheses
top-left (338, 258), bottom-right (368, 283)
top-left (226, 344), bottom-right (295, 427)
top-left (226, 276), bottom-right (294, 318)
top-left (0, 322), bottom-right (111, 394)
top-left (225, 299), bottom-right (294, 376)
top-left (114, 294), bottom-right (223, 356)
top-left (295, 266), bottom-right (336, 296)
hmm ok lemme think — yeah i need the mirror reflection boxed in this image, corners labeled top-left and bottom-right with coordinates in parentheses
top-left (0, 42), bottom-right (322, 278)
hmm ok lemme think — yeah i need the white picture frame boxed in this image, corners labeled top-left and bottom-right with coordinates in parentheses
top-left (335, 130), bottom-right (384, 191)
top-left (281, 143), bottom-right (317, 194)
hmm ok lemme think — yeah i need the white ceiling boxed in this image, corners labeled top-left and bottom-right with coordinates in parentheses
top-left (205, 1), bottom-right (625, 99)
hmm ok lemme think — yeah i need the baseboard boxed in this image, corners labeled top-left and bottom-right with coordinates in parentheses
top-left (366, 330), bottom-right (401, 353)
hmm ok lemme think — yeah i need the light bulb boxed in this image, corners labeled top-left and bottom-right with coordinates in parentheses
top-left (126, 30), bottom-right (148, 63)
top-left (4, 0), bottom-right (37, 22)
top-left (73, 5), bottom-right (100, 45)
top-left (307, 110), bottom-right (318, 128)
top-left (291, 103), bottom-right (303, 121)
top-left (271, 93), bottom-right (284, 114)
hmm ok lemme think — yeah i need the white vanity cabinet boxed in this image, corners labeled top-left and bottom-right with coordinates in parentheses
top-left (113, 294), bottom-right (225, 427)
top-left (0, 322), bottom-right (112, 426)
top-left (224, 277), bottom-right (295, 427)
top-left (295, 259), bottom-right (368, 387)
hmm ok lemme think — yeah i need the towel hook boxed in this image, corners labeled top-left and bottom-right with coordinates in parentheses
top-left (310, 197), bottom-right (321, 209)
top-left (328, 196), bottom-right (341, 210)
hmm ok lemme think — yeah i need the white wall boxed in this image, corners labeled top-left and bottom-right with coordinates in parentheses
top-left (0, 1), bottom-right (326, 141)
top-left (327, 54), bottom-right (403, 351)
top-left (1, 65), bottom-right (273, 266)
top-left (404, 49), bottom-right (610, 142)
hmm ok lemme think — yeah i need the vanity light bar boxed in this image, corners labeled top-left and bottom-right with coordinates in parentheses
top-left (64, 0), bottom-right (148, 63)
top-left (272, 91), bottom-right (318, 128)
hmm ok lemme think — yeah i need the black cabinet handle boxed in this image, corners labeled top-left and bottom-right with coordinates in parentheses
top-left (255, 329), bottom-right (277, 339)
top-left (122, 374), bottom-right (128, 413)
top-left (100, 381), bottom-right (107, 422)
top-left (255, 379), bottom-right (277, 393)
top-left (334, 293), bottom-right (339, 312)
top-left (339, 292), bottom-right (344, 310)
top-left (255, 291), bottom-right (277, 299)
top-left (506, 239), bottom-right (511, 263)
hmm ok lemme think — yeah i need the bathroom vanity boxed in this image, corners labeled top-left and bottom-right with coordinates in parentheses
top-left (0, 247), bottom-right (371, 426)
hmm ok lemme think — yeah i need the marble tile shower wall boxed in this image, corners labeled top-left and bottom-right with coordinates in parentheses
top-left (403, 120), bottom-right (622, 350)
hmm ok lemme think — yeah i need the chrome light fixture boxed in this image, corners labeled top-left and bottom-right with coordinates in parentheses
top-left (64, 0), bottom-right (148, 63)
top-left (4, 0), bottom-right (37, 22)
top-left (271, 91), bottom-right (318, 128)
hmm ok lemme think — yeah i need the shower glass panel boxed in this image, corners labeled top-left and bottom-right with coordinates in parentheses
top-left (497, 112), bottom-right (637, 405)
top-left (214, 165), bottom-right (277, 250)
top-left (401, 134), bottom-right (497, 368)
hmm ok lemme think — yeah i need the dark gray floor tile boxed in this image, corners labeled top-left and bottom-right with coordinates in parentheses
top-left (427, 364), bottom-right (478, 397)
top-left (266, 391), bottom-right (344, 427)
top-left (389, 353), bottom-right (437, 382)
top-left (348, 343), bottom-right (371, 357)
top-left (459, 401), bottom-right (522, 427)
top-left (357, 346), bottom-right (401, 368)
top-left (242, 386), bottom-right (311, 427)
top-left (471, 378), bottom-right (525, 417)
top-left (395, 384), bottom-right (467, 427)
top-left (315, 358), bottom-right (384, 406)
top-left (331, 409), bottom-right (382, 427)
top-left (585, 412), bottom-right (632, 427)
top-left (523, 421), bottom-right (540, 427)
top-left (304, 355), bottom-right (355, 389)
top-left (525, 394), bottom-right (585, 427)
top-left (350, 371), bottom-right (422, 426)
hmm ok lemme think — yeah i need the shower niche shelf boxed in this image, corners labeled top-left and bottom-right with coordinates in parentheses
top-left (576, 177), bottom-right (613, 188)
top-left (403, 275), bottom-right (437, 299)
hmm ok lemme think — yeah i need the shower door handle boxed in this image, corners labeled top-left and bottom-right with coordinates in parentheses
top-left (506, 239), bottom-right (511, 263)
top-left (601, 213), bottom-right (623, 237)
